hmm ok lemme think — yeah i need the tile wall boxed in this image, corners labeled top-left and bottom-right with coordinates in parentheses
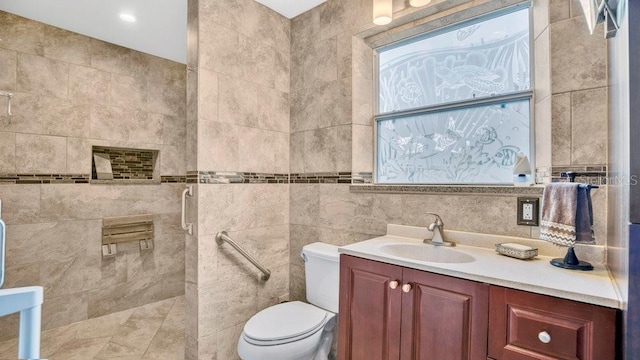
top-left (0, 12), bottom-right (186, 341)
top-left (186, 0), bottom-right (290, 358)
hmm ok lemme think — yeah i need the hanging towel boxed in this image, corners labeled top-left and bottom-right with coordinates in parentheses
top-left (539, 183), bottom-right (595, 247)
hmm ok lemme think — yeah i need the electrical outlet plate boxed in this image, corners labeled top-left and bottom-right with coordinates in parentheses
top-left (517, 197), bottom-right (539, 226)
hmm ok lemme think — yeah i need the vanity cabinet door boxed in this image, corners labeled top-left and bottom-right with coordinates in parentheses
top-left (488, 286), bottom-right (617, 360)
top-left (338, 255), bottom-right (403, 360)
top-left (400, 268), bottom-right (489, 360)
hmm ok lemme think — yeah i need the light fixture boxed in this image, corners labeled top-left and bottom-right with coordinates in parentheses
top-left (373, 0), bottom-right (392, 25)
top-left (119, 12), bottom-right (137, 23)
top-left (409, 0), bottom-right (432, 7)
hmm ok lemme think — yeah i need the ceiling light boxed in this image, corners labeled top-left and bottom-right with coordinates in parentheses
top-left (410, 0), bottom-right (432, 6)
top-left (373, 0), bottom-right (392, 25)
top-left (119, 13), bottom-right (137, 23)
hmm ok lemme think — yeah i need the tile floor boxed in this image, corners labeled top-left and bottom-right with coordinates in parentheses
top-left (0, 296), bottom-right (185, 360)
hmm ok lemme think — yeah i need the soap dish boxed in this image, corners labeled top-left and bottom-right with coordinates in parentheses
top-left (495, 243), bottom-right (538, 260)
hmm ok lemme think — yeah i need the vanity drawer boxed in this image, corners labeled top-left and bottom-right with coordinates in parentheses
top-left (488, 287), bottom-right (617, 360)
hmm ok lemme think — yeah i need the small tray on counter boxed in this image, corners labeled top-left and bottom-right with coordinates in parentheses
top-left (495, 242), bottom-right (538, 260)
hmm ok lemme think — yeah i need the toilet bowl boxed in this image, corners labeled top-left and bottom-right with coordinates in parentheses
top-left (238, 242), bottom-right (340, 360)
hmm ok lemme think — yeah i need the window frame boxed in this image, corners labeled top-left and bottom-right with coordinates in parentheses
top-left (373, 2), bottom-right (535, 185)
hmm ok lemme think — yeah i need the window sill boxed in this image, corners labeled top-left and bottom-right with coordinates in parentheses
top-left (349, 184), bottom-right (544, 196)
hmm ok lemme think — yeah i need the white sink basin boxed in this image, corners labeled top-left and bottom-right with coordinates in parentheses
top-left (379, 243), bottom-right (475, 264)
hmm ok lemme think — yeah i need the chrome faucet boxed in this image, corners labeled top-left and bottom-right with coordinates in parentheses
top-left (423, 213), bottom-right (455, 247)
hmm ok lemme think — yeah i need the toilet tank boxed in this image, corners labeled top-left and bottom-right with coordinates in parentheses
top-left (302, 242), bottom-right (340, 313)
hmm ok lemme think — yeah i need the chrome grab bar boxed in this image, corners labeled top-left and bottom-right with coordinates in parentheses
top-left (215, 231), bottom-right (271, 281)
top-left (181, 185), bottom-right (193, 235)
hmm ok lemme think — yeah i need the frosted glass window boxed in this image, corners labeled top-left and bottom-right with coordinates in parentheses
top-left (377, 99), bottom-right (530, 184)
top-left (375, 5), bottom-right (532, 184)
top-left (378, 7), bottom-right (530, 114)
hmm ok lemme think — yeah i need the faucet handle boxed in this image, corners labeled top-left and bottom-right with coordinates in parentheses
top-left (425, 212), bottom-right (444, 228)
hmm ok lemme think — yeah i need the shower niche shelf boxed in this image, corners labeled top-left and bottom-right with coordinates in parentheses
top-left (91, 146), bottom-right (160, 184)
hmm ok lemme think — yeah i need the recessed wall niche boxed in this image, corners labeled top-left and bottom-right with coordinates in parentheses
top-left (91, 146), bottom-right (160, 184)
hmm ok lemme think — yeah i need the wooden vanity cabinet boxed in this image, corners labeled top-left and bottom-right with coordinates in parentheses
top-left (338, 255), bottom-right (489, 360)
top-left (488, 286), bottom-right (617, 360)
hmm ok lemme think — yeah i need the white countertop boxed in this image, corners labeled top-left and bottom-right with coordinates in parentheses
top-left (338, 225), bottom-right (622, 309)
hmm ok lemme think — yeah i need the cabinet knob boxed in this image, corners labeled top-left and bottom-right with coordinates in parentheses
top-left (402, 283), bottom-right (412, 293)
top-left (389, 280), bottom-right (399, 289)
top-left (538, 331), bottom-right (551, 344)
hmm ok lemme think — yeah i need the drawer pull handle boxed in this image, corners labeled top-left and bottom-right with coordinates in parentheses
top-left (402, 284), bottom-right (412, 293)
top-left (538, 331), bottom-right (551, 344)
top-left (389, 280), bottom-right (399, 289)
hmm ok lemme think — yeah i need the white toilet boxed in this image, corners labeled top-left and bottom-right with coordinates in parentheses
top-left (237, 242), bottom-right (339, 360)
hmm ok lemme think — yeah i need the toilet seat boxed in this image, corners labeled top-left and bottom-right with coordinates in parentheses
top-left (242, 301), bottom-right (329, 346)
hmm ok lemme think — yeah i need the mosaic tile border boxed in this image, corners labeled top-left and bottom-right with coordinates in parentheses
top-left (188, 171), bottom-right (374, 184)
top-left (0, 174), bottom-right (90, 184)
top-left (192, 171), bottom-right (289, 184)
top-left (551, 166), bottom-right (608, 185)
top-left (0, 174), bottom-right (187, 185)
top-left (350, 184), bottom-right (544, 196)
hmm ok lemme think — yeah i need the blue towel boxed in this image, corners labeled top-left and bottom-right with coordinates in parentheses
top-left (539, 183), bottom-right (595, 247)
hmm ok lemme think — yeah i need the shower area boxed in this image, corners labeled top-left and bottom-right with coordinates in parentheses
top-left (0, 0), bottom-right (294, 358)
top-left (0, 8), bottom-right (188, 360)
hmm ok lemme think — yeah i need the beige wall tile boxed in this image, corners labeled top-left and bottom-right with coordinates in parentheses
top-left (2, 92), bottom-right (42, 134)
top-left (89, 105), bottom-right (131, 141)
top-left (551, 93), bottom-right (571, 165)
top-left (534, 28), bottom-right (551, 100)
top-left (352, 124), bottom-right (373, 173)
top-left (258, 88), bottom-right (289, 133)
top-left (549, 0), bottom-right (570, 23)
top-left (550, 17), bottom-right (607, 94)
top-left (290, 184), bottom-right (320, 227)
top-left (237, 35), bottom-right (276, 89)
top-left (0, 48), bottom-right (17, 91)
top-left (198, 22), bottom-right (240, 76)
top-left (17, 53), bottom-right (69, 98)
top-left (129, 111), bottom-right (164, 144)
top-left (532, 0), bottom-right (549, 39)
top-left (161, 143), bottom-right (186, 175)
top-left (40, 97), bottom-right (91, 138)
top-left (534, 95), bottom-right (552, 170)
top-left (291, 79), bottom-right (351, 132)
top-left (319, 0), bottom-right (356, 40)
top-left (218, 76), bottom-right (258, 127)
top-left (43, 27), bottom-right (91, 66)
top-left (162, 114), bottom-right (187, 147)
top-left (0, 131), bottom-right (16, 173)
top-left (65, 137), bottom-right (91, 174)
top-left (15, 133), bottom-right (66, 173)
top-left (238, 127), bottom-right (289, 174)
top-left (6, 220), bottom-right (99, 267)
top-left (302, 37), bottom-right (338, 90)
top-left (68, 64), bottom-right (111, 103)
top-left (337, 32), bottom-right (352, 79)
top-left (90, 40), bottom-right (132, 77)
top-left (197, 121), bottom-right (239, 172)
top-left (39, 184), bottom-right (183, 221)
top-left (289, 132), bottom-right (305, 174)
top-left (571, 87), bottom-right (607, 165)
top-left (274, 49), bottom-right (290, 94)
top-left (111, 73), bottom-right (147, 110)
top-left (197, 68), bottom-right (218, 125)
top-left (147, 80), bottom-right (186, 118)
top-left (352, 75), bottom-right (374, 126)
top-left (0, 12), bottom-right (44, 56)
top-left (197, 184), bottom-right (289, 237)
top-left (0, 185), bottom-right (40, 224)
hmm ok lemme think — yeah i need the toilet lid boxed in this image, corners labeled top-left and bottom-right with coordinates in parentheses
top-left (243, 301), bottom-right (328, 342)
